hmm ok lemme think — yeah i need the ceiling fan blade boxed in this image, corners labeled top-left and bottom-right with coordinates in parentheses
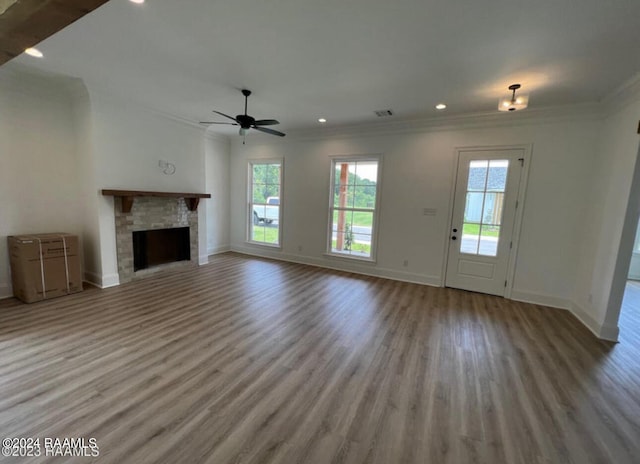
top-left (253, 119), bottom-right (280, 126)
top-left (253, 126), bottom-right (286, 137)
top-left (212, 110), bottom-right (239, 123)
top-left (199, 121), bottom-right (238, 125)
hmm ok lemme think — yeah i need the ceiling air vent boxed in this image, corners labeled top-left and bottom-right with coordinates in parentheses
top-left (374, 109), bottom-right (394, 117)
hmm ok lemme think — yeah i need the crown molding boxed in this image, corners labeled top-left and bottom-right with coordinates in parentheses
top-left (86, 85), bottom-right (212, 134)
top-left (3, 61), bottom-right (616, 145)
top-left (601, 72), bottom-right (640, 116)
top-left (0, 61), bottom-right (85, 99)
top-left (0, 63), bottom-right (231, 141)
top-left (148, 108), bottom-right (210, 133)
top-left (204, 130), bottom-right (231, 144)
top-left (236, 102), bottom-right (603, 146)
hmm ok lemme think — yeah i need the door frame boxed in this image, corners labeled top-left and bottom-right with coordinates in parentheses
top-left (442, 144), bottom-right (533, 298)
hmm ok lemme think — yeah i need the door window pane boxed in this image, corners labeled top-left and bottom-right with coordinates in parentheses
top-left (487, 160), bottom-right (508, 191)
top-left (464, 192), bottom-right (485, 223)
top-left (467, 160), bottom-right (488, 191)
top-left (482, 193), bottom-right (505, 225)
top-left (461, 223), bottom-right (480, 254)
top-left (478, 225), bottom-right (500, 257)
top-left (460, 159), bottom-right (508, 256)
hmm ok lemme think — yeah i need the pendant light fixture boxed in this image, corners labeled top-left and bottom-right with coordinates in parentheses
top-left (498, 84), bottom-right (529, 112)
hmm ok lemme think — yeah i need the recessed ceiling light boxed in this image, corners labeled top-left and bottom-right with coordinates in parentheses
top-left (24, 47), bottom-right (43, 58)
top-left (318, 118), bottom-right (327, 123)
top-left (435, 103), bottom-right (447, 110)
top-left (129, 0), bottom-right (144, 4)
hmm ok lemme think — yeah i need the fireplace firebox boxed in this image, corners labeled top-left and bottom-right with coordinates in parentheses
top-left (133, 227), bottom-right (190, 271)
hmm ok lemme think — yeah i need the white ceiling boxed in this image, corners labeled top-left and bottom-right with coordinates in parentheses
top-left (6, 0), bottom-right (640, 134)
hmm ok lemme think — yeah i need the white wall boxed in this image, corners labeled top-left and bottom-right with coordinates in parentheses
top-left (229, 114), bottom-right (600, 309)
top-left (0, 69), bottom-right (83, 298)
top-left (205, 134), bottom-right (231, 255)
top-left (573, 89), bottom-right (640, 339)
top-left (86, 90), bottom-right (209, 285)
top-left (0, 65), bottom-right (230, 293)
top-left (71, 81), bottom-right (103, 286)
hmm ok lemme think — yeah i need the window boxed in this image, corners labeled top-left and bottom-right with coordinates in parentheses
top-left (328, 156), bottom-right (381, 260)
top-left (460, 159), bottom-right (508, 257)
top-left (248, 160), bottom-right (282, 246)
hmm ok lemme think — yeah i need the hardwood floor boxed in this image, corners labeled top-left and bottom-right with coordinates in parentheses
top-left (621, 280), bottom-right (640, 346)
top-left (1, 253), bottom-right (639, 464)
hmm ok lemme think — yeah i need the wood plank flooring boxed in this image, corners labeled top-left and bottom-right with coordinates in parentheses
top-left (1, 252), bottom-right (639, 464)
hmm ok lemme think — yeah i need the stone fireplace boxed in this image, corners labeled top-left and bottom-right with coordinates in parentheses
top-left (113, 196), bottom-right (199, 283)
top-left (133, 226), bottom-right (191, 271)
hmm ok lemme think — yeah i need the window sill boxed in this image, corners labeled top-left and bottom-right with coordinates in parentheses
top-left (246, 241), bottom-right (282, 250)
top-left (323, 252), bottom-right (376, 264)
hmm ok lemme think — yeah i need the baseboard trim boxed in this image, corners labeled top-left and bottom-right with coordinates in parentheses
top-left (83, 280), bottom-right (102, 289)
top-left (230, 245), bottom-right (442, 287)
top-left (598, 323), bottom-right (620, 342)
top-left (83, 271), bottom-right (102, 288)
top-left (511, 291), bottom-right (619, 341)
top-left (225, 248), bottom-right (624, 341)
top-left (102, 273), bottom-right (120, 288)
top-left (208, 245), bottom-right (231, 257)
top-left (569, 301), bottom-right (619, 342)
top-left (84, 271), bottom-right (120, 289)
top-left (510, 290), bottom-right (571, 310)
top-left (0, 282), bottom-right (12, 300)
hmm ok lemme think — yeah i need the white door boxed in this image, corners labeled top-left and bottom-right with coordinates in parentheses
top-left (445, 149), bottom-right (524, 296)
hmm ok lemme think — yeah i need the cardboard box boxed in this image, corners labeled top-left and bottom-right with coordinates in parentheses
top-left (8, 234), bottom-right (83, 303)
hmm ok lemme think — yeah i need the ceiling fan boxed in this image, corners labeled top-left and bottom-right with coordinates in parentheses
top-left (200, 89), bottom-right (286, 141)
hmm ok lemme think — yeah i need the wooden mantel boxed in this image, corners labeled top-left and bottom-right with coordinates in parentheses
top-left (101, 189), bottom-right (211, 213)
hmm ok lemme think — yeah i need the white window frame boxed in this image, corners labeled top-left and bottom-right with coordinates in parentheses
top-left (326, 154), bottom-right (382, 262)
top-left (634, 221), bottom-right (640, 254)
top-left (247, 158), bottom-right (283, 248)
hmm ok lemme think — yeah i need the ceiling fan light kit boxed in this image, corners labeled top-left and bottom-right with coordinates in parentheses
top-left (200, 89), bottom-right (285, 143)
top-left (498, 84), bottom-right (529, 112)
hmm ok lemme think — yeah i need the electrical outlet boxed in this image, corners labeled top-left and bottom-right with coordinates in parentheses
top-left (403, 259), bottom-right (408, 267)
top-left (297, 245), bottom-right (302, 252)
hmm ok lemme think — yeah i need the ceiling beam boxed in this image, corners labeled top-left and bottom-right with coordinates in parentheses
top-left (0, 0), bottom-right (110, 66)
